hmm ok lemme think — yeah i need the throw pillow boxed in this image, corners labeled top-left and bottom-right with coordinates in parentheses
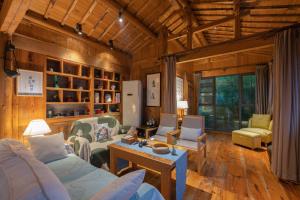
top-left (251, 114), bottom-right (271, 129)
top-left (90, 169), bottom-right (146, 200)
top-left (180, 126), bottom-right (202, 141)
top-left (28, 132), bottom-right (67, 163)
top-left (94, 123), bottom-right (112, 142)
top-left (0, 139), bottom-right (71, 200)
top-left (156, 125), bottom-right (175, 136)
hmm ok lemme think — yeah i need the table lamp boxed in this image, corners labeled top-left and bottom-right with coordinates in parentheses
top-left (177, 100), bottom-right (189, 119)
top-left (23, 119), bottom-right (51, 137)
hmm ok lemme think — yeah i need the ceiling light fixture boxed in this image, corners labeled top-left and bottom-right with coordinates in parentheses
top-left (108, 40), bottom-right (114, 50)
top-left (75, 23), bottom-right (83, 35)
top-left (118, 9), bottom-right (124, 23)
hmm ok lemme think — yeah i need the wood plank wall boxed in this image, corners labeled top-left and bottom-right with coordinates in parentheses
top-left (0, 22), bottom-right (131, 141)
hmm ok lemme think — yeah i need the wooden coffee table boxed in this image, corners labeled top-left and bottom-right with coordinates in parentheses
top-left (109, 142), bottom-right (176, 200)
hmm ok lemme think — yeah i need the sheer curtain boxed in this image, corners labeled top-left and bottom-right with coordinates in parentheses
top-left (255, 64), bottom-right (270, 114)
top-left (162, 56), bottom-right (177, 114)
top-left (272, 27), bottom-right (300, 183)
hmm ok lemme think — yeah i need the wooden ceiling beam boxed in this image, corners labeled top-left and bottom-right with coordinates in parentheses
top-left (233, 0), bottom-right (241, 39)
top-left (0, 0), bottom-right (32, 34)
top-left (101, 0), bottom-right (157, 39)
top-left (88, 9), bottom-right (109, 36)
top-left (80, 0), bottom-right (98, 24)
top-left (44, 0), bottom-right (56, 19)
top-left (112, 22), bottom-right (129, 40)
top-left (61, 0), bottom-right (78, 26)
top-left (175, 30), bottom-right (274, 64)
top-left (169, 10), bottom-right (250, 41)
top-left (98, 19), bottom-right (116, 40)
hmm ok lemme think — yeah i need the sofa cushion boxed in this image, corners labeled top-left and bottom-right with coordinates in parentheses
top-left (156, 125), bottom-right (175, 136)
top-left (89, 134), bottom-right (125, 151)
top-left (28, 132), bottom-right (67, 163)
top-left (251, 114), bottom-right (271, 129)
top-left (0, 139), bottom-right (70, 200)
top-left (241, 128), bottom-right (272, 136)
top-left (90, 170), bottom-right (146, 200)
top-left (179, 127), bottom-right (202, 141)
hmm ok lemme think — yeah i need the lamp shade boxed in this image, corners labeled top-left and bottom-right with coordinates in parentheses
top-left (177, 101), bottom-right (189, 109)
top-left (23, 119), bottom-right (51, 136)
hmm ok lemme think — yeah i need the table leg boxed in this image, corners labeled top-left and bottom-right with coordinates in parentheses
top-left (110, 150), bottom-right (117, 174)
top-left (131, 162), bottom-right (138, 170)
top-left (161, 169), bottom-right (172, 200)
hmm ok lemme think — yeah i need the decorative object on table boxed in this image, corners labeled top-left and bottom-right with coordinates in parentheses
top-left (146, 118), bottom-right (156, 127)
top-left (121, 134), bottom-right (137, 144)
top-left (105, 93), bottom-right (112, 103)
top-left (111, 84), bottom-right (116, 90)
top-left (23, 119), bottom-right (51, 137)
top-left (17, 69), bottom-right (43, 96)
top-left (95, 92), bottom-right (100, 103)
top-left (115, 92), bottom-right (120, 103)
top-left (138, 139), bottom-right (147, 147)
top-left (170, 135), bottom-right (177, 155)
top-left (54, 75), bottom-right (59, 88)
top-left (177, 100), bottom-right (189, 119)
top-left (146, 73), bottom-right (160, 107)
top-left (152, 143), bottom-right (170, 154)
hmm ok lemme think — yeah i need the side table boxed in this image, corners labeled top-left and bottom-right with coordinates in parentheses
top-left (136, 126), bottom-right (158, 139)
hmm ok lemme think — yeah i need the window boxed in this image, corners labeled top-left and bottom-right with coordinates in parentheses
top-left (198, 74), bottom-right (256, 131)
top-left (176, 76), bottom-right (183, 101)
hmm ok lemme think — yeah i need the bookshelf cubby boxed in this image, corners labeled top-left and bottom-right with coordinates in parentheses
top-left (45, 57), bottom-right (122, 121)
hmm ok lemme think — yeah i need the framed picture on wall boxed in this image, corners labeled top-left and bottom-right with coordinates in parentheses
top-left (146, 73), bottom-right (161, 107)
top-left (17, 69), bottom-right (43, 96)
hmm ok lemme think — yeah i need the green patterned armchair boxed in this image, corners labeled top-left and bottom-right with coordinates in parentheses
top-left (67, 116), bottom-right (130, 168)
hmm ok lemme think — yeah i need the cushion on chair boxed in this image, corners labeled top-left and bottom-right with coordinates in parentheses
top-left (160, 113), bottom-right (177, 128)
top-left (0, 139), bottom-right (71, 200)
top-left (28, 132), bottom-right (68, 163)
top-left (251, 114), bottom-right (271, 129)
top-left (179, 127), bottom-right (202, 141)
top-left (240, 128), bottom-right (272, 136)
top-left (269, 120), bottom-right (273, 131)
top-left (156, 125), bottom-right (175, 136)
top-left (176, 139), bottom-right (198, 150)
top-left (152, 135), bottom-right (167, 143)
top-left (90, 170), bottom-right (146, 200)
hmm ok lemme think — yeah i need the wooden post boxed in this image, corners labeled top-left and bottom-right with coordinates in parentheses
top-left (0, 34), bottom-right (13, 139)
top-left (159, 26), bottom-right (168, 113)
top-left (186, 8), bottom-right (193, 49)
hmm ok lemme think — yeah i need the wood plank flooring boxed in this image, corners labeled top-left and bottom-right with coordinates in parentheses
top-left (142, 133), bottom-right (300, 200)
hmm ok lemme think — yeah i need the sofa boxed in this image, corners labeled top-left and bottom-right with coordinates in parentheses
top-left (67, 116), bottom-right (129, 168)
top-left (232, 114), bottom-right (273, 149)
top-left (0, 139), bottom-right (163, 200)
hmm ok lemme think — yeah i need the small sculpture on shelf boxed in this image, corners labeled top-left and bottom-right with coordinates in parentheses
top-left (146, 119), bottom-right (156, 127)
top-left (95, 93), bottom-right (100, 103)
top-left (82, 97), bottom-right (89, 102)
top-left (111, 84), bottom-right (116, 90)
top-left (54, 75), bottom-right (59, 88)
top-left (105, 93), bottom-right (112, 103)
top-left (47, 109), bottom-right (53, 118)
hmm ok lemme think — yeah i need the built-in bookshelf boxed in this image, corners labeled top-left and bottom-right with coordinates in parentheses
top-left (45, 57), bottom-right (122, 122)
top-left (93, 68), bottom-right (121, 116)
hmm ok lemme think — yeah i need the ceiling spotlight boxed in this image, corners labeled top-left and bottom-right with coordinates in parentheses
top-left (75, 23), bottom-right (83, 35)
top-left (108, 40), bottom-right (114, 50)
top-left (118, 9), bottom-right (124, 23)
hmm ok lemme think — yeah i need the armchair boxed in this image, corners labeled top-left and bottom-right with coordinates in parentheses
top-left (172, 115), bottom-right (207, 173)
top-left (151, 113), bottom-right (178, 142)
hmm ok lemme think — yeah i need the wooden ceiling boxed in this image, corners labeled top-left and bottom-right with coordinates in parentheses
top-left (2, 0), bottom-right (300, 55)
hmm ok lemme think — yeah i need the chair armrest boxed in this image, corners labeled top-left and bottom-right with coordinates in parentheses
top-left (197, 133), bottom-right (207, 143)
top-left (167, 130), bottom-right (180, 144)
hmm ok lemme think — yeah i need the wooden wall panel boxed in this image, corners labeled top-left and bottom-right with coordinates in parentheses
top-left (0, 22), bottom-right (131, 140)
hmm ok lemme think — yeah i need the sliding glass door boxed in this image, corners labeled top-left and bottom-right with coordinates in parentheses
top-left (198, 74), bottom-right (256, 131)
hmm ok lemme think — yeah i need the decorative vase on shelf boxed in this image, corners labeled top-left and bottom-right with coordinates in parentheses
top-left (54, 75), bottom-right (59, 88)
top-left (105, 93), bottom-right (112, 103)
top-left (95, 93), bottom-right (100, 103)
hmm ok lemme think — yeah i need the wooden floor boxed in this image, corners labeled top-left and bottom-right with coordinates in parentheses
top-left (142, 133), bottom-right (300, 200)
